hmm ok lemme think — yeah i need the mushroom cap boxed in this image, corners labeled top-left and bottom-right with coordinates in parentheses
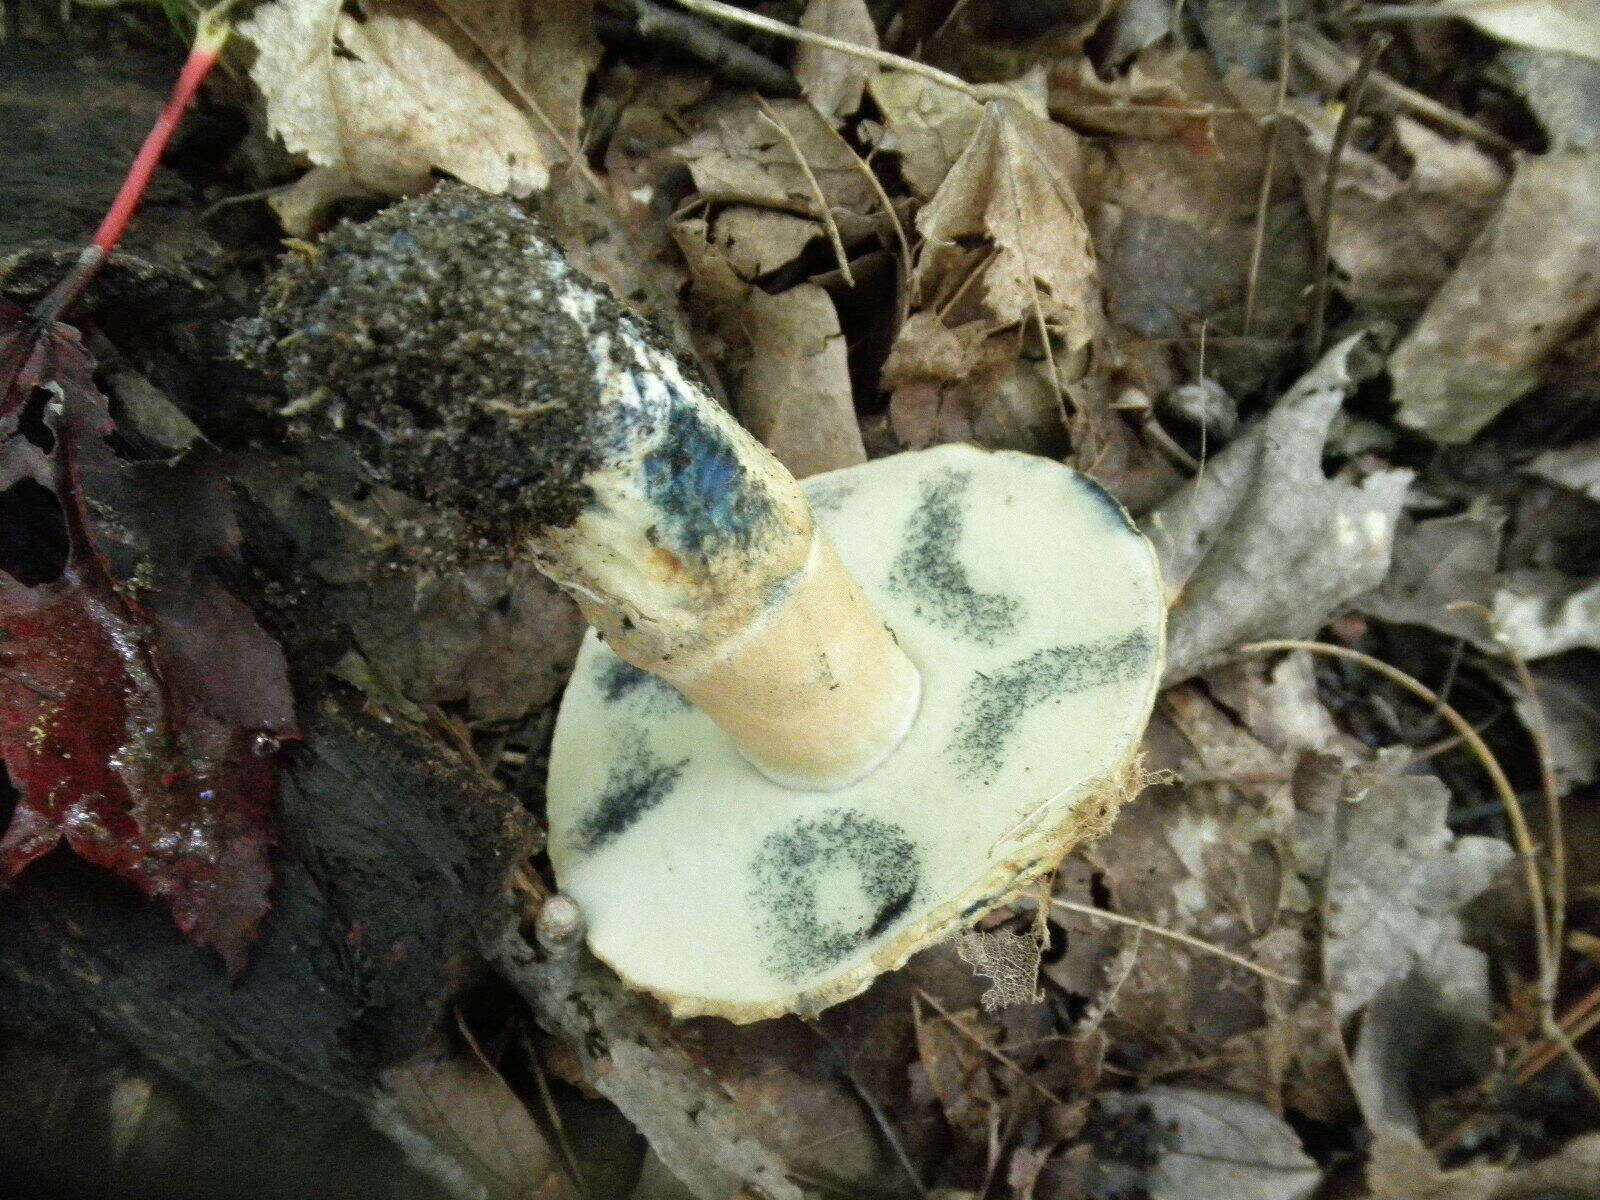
top-left (547, 443), bottom-right (1165, 1022)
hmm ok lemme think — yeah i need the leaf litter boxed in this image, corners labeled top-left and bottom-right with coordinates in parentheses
top-left (16, 0), bottom-right (1600, 1195)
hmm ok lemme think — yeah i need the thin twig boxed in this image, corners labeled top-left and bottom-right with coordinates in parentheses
top-left (1050, 897), bottom-right (1303, 986)
top-left (1243, 0), bottom-right (1291, 337)
top-left (826, 113), bottom-right (917, 324)
top-left (622, 0), bottom-right (798, 94)
top-left (1307, 33), bottom-right (1389, 361)
top-left (755, 95), bottom-right (855, 286)
top-left (912, 988), bottom-right (1070, 1108)
top-left (1517, 978), bottom-right (1600, 1084)
top-left (673, 0), bottom-right (982, 99)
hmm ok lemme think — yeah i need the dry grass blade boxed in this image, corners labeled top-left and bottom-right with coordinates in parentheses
top-left (755, 95), bottom-right (855, 285)
top-left (1050, 897), bottom-right (1304, 987)
top-left (1243, 0), bottom-right (1291, 337)
top-left (1307, 33), bottom-right (1390, 360)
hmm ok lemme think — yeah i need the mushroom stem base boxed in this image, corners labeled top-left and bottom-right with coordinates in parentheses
top-left (660, 533), bottom-right (923, 792)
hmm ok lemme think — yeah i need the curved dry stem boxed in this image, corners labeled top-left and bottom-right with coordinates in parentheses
top-left (1050, 897), bottom-right (1302, 987)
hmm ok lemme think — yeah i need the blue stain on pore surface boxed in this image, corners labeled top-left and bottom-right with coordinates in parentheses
top-left (951, 629), bottom-right (1156, 783)
top-left (1074, 473), bottom-right (1138, 535)
top-left (636, 371), bottom-right (774, 559)
top-left (888, 470), bottom-right (1020, 646)
top-left (570, 742), bottom-right (689, 854)
top-left (751, 811), bottom-right (920, 983)
top-left (596, 656), bottom-right (692, 712)
top-left (806, 478), bottom-right (858, 516)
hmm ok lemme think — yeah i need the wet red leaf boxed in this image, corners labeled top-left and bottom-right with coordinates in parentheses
top-left (0, 299), bottom-right (296, 972)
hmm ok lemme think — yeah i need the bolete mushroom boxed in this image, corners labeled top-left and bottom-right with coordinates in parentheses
top-left (244, 184), bottom-right (1166, 1023)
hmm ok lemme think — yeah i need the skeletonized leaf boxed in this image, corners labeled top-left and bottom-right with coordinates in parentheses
top-left (242, 0), bottom-right (598, 233)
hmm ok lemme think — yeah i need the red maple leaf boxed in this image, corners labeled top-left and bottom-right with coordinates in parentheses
top-left (1, 299), bottom-right (296, 972)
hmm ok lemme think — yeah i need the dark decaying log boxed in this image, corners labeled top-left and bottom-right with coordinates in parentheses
top-left (0, 701), bottom-right (535, 1166)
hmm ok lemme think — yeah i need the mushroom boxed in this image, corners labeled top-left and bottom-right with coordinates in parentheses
top-left (244, 184), bottom-right (1166, 1023)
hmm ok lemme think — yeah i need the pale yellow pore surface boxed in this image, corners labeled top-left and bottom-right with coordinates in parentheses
top-left (669, 534), bottom-right (922, 791)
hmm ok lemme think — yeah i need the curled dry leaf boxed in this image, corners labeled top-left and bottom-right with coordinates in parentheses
top-left (242, 0), bottom-right (599, 233)
top-left (1319, 760), bottom-right (1513, 1020)
top-left (864, 70), bottom-right (985, 199)
top-left (1390, 148), bottom-right (1600, 443)
top-left (1491, 568), bottom-right (1600, 658)
top-left (1047, 51), bottom-right (1217, 145)
top-left (1150, 332), bottom-right (1412, 682)
top-left (1499, 44), bottom-right (1600, 151)
top-left (1358, 508), bottom-right (1506, 649)
top-left (733, 283), bottom-right (866, 478)
top-left (674, 96), bottom-right (877, 238)
top-left (1496, 652), bottom-right (1600, 789)
top-left (1286, 114), bottom-right (1506, 321)
top-left (913, 100), bottom-right (1098, 345)
top-left (1089, 52), bottom-right (1314, 397)
top-left (1529, 435), bottom-right (1600, 500)
top-left (795, 0), bottom-right (878, 123)
top-left (0, 303), bottom-right (296, 972)
top-left (884, 99), bottom-right (1106, 458)
top-left (377, 1042), bottom-right (572, 1200)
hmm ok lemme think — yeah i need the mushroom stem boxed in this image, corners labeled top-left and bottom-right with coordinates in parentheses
top-left (514, 275), bottom-right (921, 791)
top-left (247, 186), bottom-right (921, 790)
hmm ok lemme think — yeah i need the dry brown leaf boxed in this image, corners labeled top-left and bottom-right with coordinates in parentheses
top-left (1390, 148), bottom-right (1600, 443)
top-left (242, 0), bottom-right (598, 233)
top-left (1047, 52), bottom-right (1217, 145)
top-left (378, 1044), bottom-right (572, 1200)
top-left (795, 0), bottom-right (879, 123)
top-left (914, 100), bottom-right (1098, 345)
top-left (674, 96), bottom-right (877, 237)
top-left (1358, 508), bottom-right (1506, 649)
top-left (1091, 1087), bottom-right (1322, 1200)
top-left (888, 352), bottom-right (1069, 457)
top-left (710, 207), bottom-right (822, 279)
top-left (865, 70), bottom-right (986, 199)
top-left (1089, 53), bottom-right (1314, 397)
top-left (1528, 435), bottom-right (1600, 500)
top-left (911, 1003), bottom-right (998, 1146)
top-left (734, 284), bottom-right (867, 478)
top-left (1151, 333), bottom-right (1412, 681)
top-left (1491, 568), bottom-right (1600, 658)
